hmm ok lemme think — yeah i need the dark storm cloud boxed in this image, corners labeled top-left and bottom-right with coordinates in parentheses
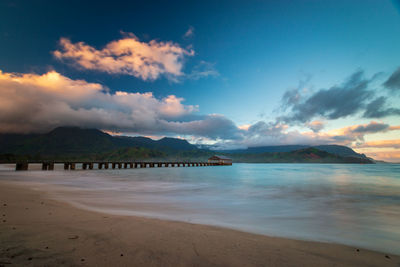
top-left (279, 74), bottom-right (311, 111)
top-left (281, 71), bottom-right (374, 123)
top-left (352, 121), bottom-right (389, 133)
top-left (383, 67), bottom-right (400, 92)
top-left (363, 96), bottom-right (400, 118)
top-left (280, 69), bottom-right (400, 124)
top-left (281, 89), bottom-right (301, 110)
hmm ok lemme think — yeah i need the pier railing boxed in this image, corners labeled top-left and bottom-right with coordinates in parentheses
top-left (14, 161), bottom-right (224, 171)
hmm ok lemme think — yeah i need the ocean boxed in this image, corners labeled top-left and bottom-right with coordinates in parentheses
top-left (1, 163), bottom-right (399, 254)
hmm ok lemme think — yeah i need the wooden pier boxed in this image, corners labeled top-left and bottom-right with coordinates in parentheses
top-left (15, 161), bottom-right (222, 171)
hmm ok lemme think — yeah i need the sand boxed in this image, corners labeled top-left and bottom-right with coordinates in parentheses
top-left (0, 181), bottom-right (398, 267)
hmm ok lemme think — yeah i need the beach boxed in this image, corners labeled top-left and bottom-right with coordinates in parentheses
top-left (0, 181), bottom-right (398, 267)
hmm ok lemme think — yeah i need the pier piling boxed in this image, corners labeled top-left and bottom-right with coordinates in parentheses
top-left (15, 162), bottom-right (28, 171)
top-left (13, 160), bottom-right (222, 171)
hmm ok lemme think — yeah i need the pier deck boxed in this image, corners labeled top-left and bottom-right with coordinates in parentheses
top-left (14, 161), bottom-right (224, 171)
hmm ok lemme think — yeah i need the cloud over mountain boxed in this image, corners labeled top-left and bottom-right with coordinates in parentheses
top-left (0, 69), bottom-right (240, 138)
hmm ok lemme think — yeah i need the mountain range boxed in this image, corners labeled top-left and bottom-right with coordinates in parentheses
top-left (221, 144), bottom-right (368, 159)
top-left (0, 127), bottom-right (373, 163)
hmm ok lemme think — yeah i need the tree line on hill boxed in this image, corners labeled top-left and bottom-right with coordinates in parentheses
top-left (0, 127), bottom-right (374, 164)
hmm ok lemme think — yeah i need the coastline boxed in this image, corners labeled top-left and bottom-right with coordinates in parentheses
top-left (0, 181), bottom-right (398, 267)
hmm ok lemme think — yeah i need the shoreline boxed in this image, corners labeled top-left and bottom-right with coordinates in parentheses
top-left (0, 181), bottom-right (398, 266)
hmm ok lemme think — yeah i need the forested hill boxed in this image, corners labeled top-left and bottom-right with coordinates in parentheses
top-left (0, 127), bottom-right (197, 155)
top-left (0, 127), bottom-right (374, 163)
top-left (221, 144), bottom-right (368, 159)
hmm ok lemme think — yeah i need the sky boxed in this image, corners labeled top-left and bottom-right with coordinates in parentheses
top-left (0, 0), bottom-right (400, 161)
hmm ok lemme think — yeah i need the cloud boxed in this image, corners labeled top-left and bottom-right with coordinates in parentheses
top-left (183, 26), bottom-right (195, 39)
top-left (353, 140), bottom-right (400, 162)
top-left (363, 96), bottom-right (400, 118)
top-left (307, 120), bottom-right (325, 132)
top-left (159, 114), bottom-right (243, 140)
top-left (281, 71), bottom-right (374, 123)
top-left (53, 33), bottom-right (194, 81)
top-left (357, 151), bottom-right (400, 162)
top-left (325, 121), bottom-right (393, 145)
top-left (279, 74), bottom-right (311, 112)
top-left (158, 95), bottom-right (199, 118)
top-left (218, 121), bottom-right (326, 148)
top-left (280, 70), bottom-right (400, 123)
top-left (355, 139), bottom-right (400, 149)
top-left (351, 121), bottom-right (390, 133)
top-left (0, 69), bottom-right (243, 139)
top-left (186, 61), bottom-right (219, 80)
top-left (390, 125), bottom-right (400, 130)
top-left (1, 68), bottom-right (399, 162)
top-left (383, 66), bottom-right (400, 92)
top-left (280, 88), bottom-right (302, 110)
top-left (238, 124), bottom-right (251, 131)
top-left (214, 120), bottom-right (397, 149)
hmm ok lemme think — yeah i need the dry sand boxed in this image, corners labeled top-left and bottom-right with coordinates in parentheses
top-left (0, 181), bottom-right (398, 267)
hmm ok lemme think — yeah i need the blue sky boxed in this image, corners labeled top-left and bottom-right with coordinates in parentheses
top-left (1, 0), bottom-right (400, 161)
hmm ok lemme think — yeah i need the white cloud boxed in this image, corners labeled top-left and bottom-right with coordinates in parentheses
top-left (0, 69), bottom-right (207, 134)
top-left (53, 33), bottom-right (194, 81)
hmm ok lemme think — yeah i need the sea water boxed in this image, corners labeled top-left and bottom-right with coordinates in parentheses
top-left (0, 163), bottom-right (399, 254)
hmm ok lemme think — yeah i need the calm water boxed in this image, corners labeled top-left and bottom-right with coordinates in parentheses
top-left (0, 163), bottom-right (399, 254)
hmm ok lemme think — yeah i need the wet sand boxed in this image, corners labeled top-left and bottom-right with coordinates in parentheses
top-left (0, 181), bottom-right (398, 267)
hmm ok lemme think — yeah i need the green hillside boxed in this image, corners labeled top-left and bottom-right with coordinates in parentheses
top-left (0, 127), bottom-right (374, 164)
